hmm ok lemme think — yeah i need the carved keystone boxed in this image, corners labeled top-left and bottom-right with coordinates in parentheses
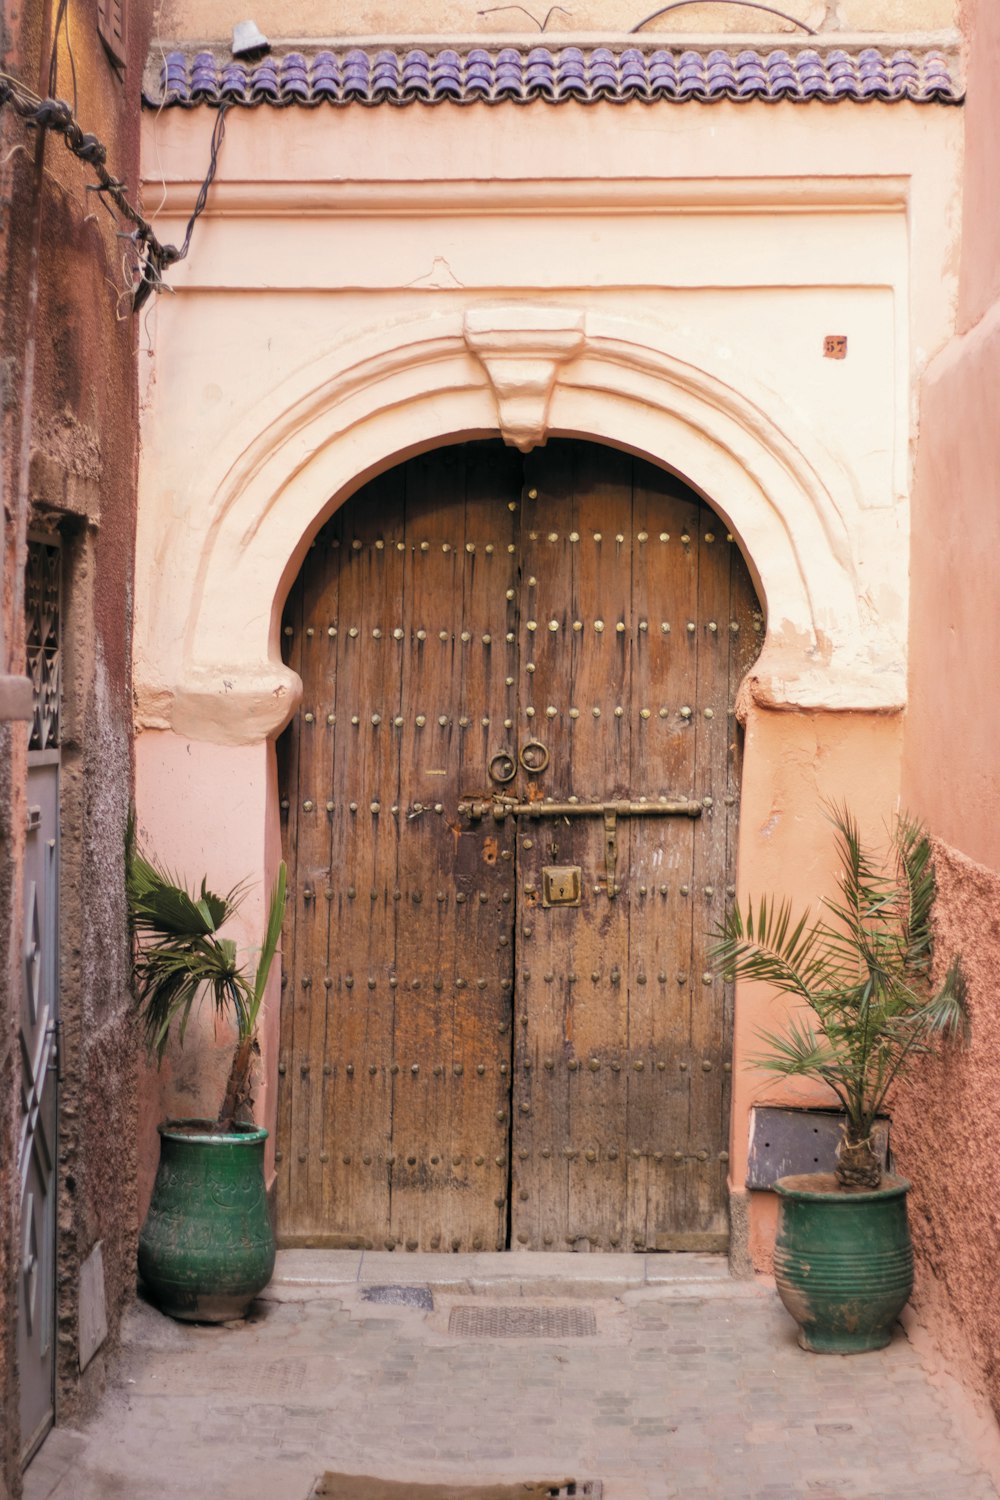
top-left (463, 306), bottom-right (586, 452)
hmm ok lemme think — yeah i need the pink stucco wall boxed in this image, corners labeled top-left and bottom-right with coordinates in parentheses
top-left (956, 0), bottom-right (1000, 334)
top-left (136, 21), bottom-right (963, 1269)
top-left (733, 706), bottom-right (904, 1272)
top-left (900, 0), bottom-right (1000, 1427)
top-left (892, 844), bottom-right (1000, 1419)
top-left (135, 733), bottom-right (280, 1219)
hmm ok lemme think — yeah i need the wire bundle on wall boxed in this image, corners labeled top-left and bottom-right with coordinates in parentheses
top-left (0, 71), bottom-right (228, 311)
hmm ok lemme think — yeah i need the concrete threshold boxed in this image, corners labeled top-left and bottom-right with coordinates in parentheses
top-left (271, 1248), bottom-right (735, 1298)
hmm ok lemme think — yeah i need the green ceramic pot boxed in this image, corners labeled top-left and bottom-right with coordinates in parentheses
top-left (773, 1172), bottom-right (913, 1354)
top-left (138, 1119), bottom-right (275, 1323)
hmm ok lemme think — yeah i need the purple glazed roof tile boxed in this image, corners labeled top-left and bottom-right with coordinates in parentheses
top-left (189, 50), bottom-right (220, 100)
top-left (147, 42), bottom-right (963, 110)
top-left (218, 65), bottom-right (249, 101)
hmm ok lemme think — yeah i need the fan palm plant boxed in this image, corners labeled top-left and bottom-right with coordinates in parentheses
top-left (127, 830), bottom-right (287, 1129)
top-left (711, 805), bottom-right (966, 1191)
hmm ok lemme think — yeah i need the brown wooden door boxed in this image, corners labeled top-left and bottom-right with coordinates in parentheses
top-left (277, 439), bottom-right (760, 1252)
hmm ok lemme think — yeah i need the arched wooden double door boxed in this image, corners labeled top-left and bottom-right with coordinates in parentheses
top-left (277, 439), bottom-right (761, 1252)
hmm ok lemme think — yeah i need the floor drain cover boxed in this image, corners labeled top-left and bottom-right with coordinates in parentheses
top-left (361, 1285), bottom-right (434, 1309)
top-left (448, 1305), bottom-right (597, 1339)
top-left (311, 1477), bottom-right (601, 1498)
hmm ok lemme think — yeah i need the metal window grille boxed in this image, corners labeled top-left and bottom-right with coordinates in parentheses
top-left (25, 538), bottom-right (61, 753)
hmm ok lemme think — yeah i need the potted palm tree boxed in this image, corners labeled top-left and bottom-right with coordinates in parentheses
top-left (127, 831), bottom-right (286, 1322)
top-left (712, 805), bottom-right (965, 1353)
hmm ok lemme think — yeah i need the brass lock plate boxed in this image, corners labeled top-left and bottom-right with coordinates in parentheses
top-left (541, 866), bottom-right (582, 908)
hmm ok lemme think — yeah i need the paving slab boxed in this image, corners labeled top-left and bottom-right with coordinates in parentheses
top-left (274, 1249), bottom-right (733, 1296)
top-left (24, 1265), bottom-right (1000, 1500)
top-left (274, 1250), bottom-right (365, 1285)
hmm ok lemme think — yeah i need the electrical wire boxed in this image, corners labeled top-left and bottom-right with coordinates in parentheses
top-left (47, 0), bottom-right (78, 117)
top-left (0, 72), bottom-right (229, 311)
top-left (630, 1), bottom-right (817, 34)
top-left (170, 104), bottom-right (227, 264)
top-left (475, 6), bottom-right (572, 29)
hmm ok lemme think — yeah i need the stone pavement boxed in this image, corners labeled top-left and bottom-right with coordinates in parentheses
top-left (24, 1252), bottom-right (1000, 1500)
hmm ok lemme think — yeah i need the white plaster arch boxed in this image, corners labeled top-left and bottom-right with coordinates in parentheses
top-left (134, 303), bottom-right (903, 747)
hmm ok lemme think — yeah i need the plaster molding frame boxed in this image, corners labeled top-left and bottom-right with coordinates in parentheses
top-left (463, 306), bottom-right (586, 452)
top-left (135, 304), bottom-right (903, 747)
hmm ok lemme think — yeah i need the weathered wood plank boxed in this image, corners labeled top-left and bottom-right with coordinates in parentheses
top-left (684, 505), bottom-right (735, 1238)
top-left (626, 466), bottom-right (702, 1248)
top-left (390, 447), bottom-right (517, 1251)
top-left (513, 444), bottom-right (634, 1251)
top-left (323, 477), bottom-right (402, 1243)
top-left (276, 557), bottom-right (303, 1228)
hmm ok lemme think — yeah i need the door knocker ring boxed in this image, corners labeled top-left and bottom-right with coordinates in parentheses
top-left (488, 750), bottom-right (517, 785)
top-left (519, 739), bottom-right (550, 774)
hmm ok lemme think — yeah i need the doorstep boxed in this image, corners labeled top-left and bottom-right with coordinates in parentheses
top-left (269, 1249), bottom-right (734, 1299)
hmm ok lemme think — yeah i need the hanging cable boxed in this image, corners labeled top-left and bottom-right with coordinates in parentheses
top-left (0, 71), bottom-right (229, 311)
top-left (48, 0), bottom-right (79, 115)
top-left (630, 1), bottom-right (817, 34)
top-left (168, 105), bottom-right (227, 265)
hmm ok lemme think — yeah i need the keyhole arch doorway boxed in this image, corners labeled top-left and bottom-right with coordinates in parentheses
top-left (275, 435), bottom-right (762, 1253)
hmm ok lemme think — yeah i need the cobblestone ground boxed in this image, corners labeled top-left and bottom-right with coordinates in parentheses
top-left (25, 1260), bottom-right (1000, 1500)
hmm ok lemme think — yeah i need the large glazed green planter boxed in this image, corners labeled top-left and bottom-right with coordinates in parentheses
top-left (773, 1172), bottom-right (913, 1354)
top-left (138, 1120), bottom-right (275, 1323)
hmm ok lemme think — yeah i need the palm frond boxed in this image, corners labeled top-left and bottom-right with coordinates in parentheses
top-left (709, 895), bottom-right (848, 1005)
top-left (127, 845), bottom-right (244, 939)
top-left (713, 804), bottom-right (967, 1141)
top-left (893, 813), bottom-right (936, 975)
top-left (246, 861), bottom-right (287, 1036)
top-left (751, 1015), bottom-right (841, 1077)
top-left (126, 832), bottom-right (283, 1088)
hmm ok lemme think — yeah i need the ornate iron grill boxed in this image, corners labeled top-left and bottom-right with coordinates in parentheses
top-left (25, 538), bottom-right (61, 753)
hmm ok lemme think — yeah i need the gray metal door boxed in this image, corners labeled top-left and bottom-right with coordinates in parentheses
top-left (18, 538), bottom-right (61, 1464)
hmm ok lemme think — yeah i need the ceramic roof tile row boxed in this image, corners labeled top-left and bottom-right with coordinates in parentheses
top-left (149, 45), bottom-right (962, 108)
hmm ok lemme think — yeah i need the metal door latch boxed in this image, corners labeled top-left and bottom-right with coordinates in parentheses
top-left (542, 866), bottom-right (582, 907)
top-left (459, 796), bottom-right (702, 899)
top-left (603, 808), bottom-right (619, 897)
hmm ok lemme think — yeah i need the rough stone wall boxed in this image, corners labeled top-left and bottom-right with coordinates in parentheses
top-left (0, 728), bottom-right (23, 1500)
top-left (0, 0), bottom-right (153, 1492)
top-left (892, 844), bottom-right (1000, 1422)
top-left (898, 0), bottom-right (1000, 1432)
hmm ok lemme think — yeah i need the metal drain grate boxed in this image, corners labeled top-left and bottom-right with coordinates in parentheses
top-left (448, 1305), bottom-right (597, 1339)
top-left (310, 1477), bottom-right (602, 1498)
top-left (361, 1285), bottom-right (434, 1310)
